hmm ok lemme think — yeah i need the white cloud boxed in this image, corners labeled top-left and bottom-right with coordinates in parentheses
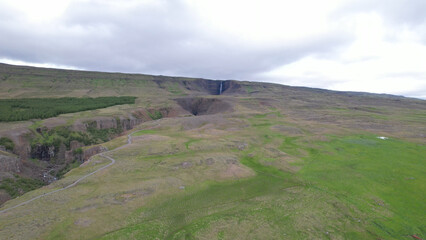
top-left (3, 0), bottom-right (71, 22)
top-left (0, 58), bottom-right (79, 70)
top-left (185, 0), bottom-right (345, 46)
top-left (258, 8), bottom-right (426, 98)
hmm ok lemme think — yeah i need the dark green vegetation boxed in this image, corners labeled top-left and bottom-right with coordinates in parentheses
top-left (147, 110), bottom-right (163, 120)
top-left (31, 126), bottom-right (93, 150)
top-left (54, 160), bottom-right (82, 179)
top-left (0, 174), bottom-right (45, 198)
top-left (0, 137), bottom-right (14, 151)
top-left (30, 124), bottom-right (124, 162)
top-left (0, 96), bottom-right (136, 121)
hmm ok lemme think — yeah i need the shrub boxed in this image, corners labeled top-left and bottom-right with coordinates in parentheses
top-left (0, 96), bottom-right (137, 122)
top-left (0, 137), bottom-right (14, 151)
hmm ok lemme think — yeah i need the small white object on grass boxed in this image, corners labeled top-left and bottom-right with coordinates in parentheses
top-left (377, 136), bottom-right (388, 140)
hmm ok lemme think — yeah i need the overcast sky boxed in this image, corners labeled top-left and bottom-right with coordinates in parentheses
top-left (1, 0), bottom-right (425, 99)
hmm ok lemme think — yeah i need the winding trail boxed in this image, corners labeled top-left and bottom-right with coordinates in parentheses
top-left (0, 126), bottom-right (147, 214)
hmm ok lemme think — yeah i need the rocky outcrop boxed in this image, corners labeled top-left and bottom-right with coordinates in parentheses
top-left (220, 80), bottom-right (243, 95)
top-left (0, 153), bottom-right (22, 173)
top-left (65, 140), bottom-right (84, 162)
top-left (83, 145), bottom-right (108, 161)
top-left (0, 128), bottom-right (32, 161)
top-left (30, 145), bottom-right (55, 161)
top-left (72, 116), bottom-right (146, 132)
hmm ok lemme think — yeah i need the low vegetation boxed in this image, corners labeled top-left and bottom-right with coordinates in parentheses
top-left (30, 124), bottom-right (124, 160)
top-left (0, 175), bottom-right (45, 198)
top-left (0, 96), bottom-right (136, 121)
top-left (0, 137), bottom-right (14, 151)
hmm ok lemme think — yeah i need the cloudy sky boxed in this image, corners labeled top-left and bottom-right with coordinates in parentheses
top-left (1, 0), bottom-right (425, 98)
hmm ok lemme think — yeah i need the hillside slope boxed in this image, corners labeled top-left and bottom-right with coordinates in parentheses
top-left (0, 63), bottom-right (425, 239)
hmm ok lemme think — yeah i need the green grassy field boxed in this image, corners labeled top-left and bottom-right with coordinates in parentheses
top-left (0, 64), bottom-right (425, 240)
top-left (1, 112), bottom-right (424, 240)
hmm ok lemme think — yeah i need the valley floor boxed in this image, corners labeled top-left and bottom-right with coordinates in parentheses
top-left (1, 112), bottom-right (425, 240)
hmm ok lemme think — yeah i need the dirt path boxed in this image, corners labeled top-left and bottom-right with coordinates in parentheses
top-left (0, 122), bottom-right (159, 214)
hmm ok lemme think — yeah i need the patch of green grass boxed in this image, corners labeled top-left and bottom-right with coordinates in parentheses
top-left (86, 124), bottom-right (123, 143)
top-left (184, 138), bottom-right (201, 149)
top-left (253, 111), bottom-right (282, 119)
top-left (245, 85), bottom-right (255, 94)
top-left (166, 82), bottom-right (185, 95)
top-left (279, 136), bottom-right (302, 156)
top-left (28, 120), bottom-right (43, 131)
top-left (100, 151), bottom-right (298, 240)
top-left (298, 135), bottom-right (426, 239)
top-left (98, 131), bottom-right (425, 240)
top-left (55, 160), bottom-right (81, 179)
top-left (133, 129), bottom-right (159, 136)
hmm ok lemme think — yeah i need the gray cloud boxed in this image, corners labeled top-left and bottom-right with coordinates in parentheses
top-left (0, 0), bottom-right (425, 98)
top-left (0, 0), bottom-right (351, 80)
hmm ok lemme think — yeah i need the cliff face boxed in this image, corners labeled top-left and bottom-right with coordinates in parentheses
top-left (0, 153), bottom-right (22, 173)
top-left (2, 105), bottom-right (181, 165)
top-left (86, 117), bottom-right (144, 131)
top-left (82, 145), bottom-right (108, 161)
top-left (30, 145), bottom-right (55, 161)
top-left (181, 79), bottom-right (243, 95)
top-left (0, 128), bottom-right (31, 161)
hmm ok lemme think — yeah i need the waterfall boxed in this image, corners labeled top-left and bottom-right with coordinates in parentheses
top-left (219, 81), bottom-right (223, 95)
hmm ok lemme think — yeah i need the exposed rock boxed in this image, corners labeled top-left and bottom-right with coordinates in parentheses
top-left (220, 80), bottom-right (244, 95)
top-left (119, 117), bottom-right (144, 131)
top-left (31, 145), bottom-right (55, 161)
top-left (82, 146), bottom-right (108, 161)
top-left (176, 97), bottom-right (232, 116)
top-left (56, 143), bottom-right (67, 164)
top-left (0, 153), bottom-right (22, 173)
top-left (82, 116), bottom-right (144, 131)
top-left (175, 79), bottom-right (242, 95)
top-left (70, 140), bottom-right (84, 151)
top-left (0, 128), bottom-right (31, 160)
